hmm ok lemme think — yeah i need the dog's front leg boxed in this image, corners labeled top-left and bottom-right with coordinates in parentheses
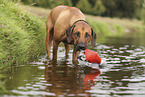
top-left (73, 50), bottom-right (79, 64)
top-left (53, 41), bottom-right (59, 60)
top-left (64, 43), bottom-right (70, 58)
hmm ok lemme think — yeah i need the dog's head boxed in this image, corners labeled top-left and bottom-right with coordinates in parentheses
top-left (66, 21), bottom-right (97, 51)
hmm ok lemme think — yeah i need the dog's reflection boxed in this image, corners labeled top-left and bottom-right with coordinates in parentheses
top-left (45, 60), bottom-right (100, 96)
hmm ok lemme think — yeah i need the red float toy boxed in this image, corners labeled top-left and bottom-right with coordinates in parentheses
top-left (84, 49), bottom-right (101, 64)
top-left (77, 49), bottom-right (102, 65)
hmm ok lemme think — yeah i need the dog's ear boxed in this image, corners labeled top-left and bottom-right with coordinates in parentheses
top-left (66, 25), bottom-right (76, 43)
top-left (91, 28), bottom-right (97, 47)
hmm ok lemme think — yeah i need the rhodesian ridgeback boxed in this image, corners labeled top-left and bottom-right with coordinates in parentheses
top-left (46, 5), bottom-right (97, 62)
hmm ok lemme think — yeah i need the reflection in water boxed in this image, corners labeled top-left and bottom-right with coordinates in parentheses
top-left (83, 69), bottom-right (100, 90)
top-left (45, 60), bottom-right (100, 96)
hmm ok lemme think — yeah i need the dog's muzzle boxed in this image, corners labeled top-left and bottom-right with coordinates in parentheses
top-left (75, 42), bottom-right (86, 51)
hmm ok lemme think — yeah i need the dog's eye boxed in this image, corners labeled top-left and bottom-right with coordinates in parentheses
top-left (74, 32), bottom-right (80, 38)
top-left (85, 32), bottom-right (90, 38)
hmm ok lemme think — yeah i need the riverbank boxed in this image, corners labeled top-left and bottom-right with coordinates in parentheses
top-left (0, 0), bottom-right (46, 69)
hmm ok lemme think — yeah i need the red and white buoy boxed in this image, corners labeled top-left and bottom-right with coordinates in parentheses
top-left (84, 49), bottom-right (101, 64)
top-left (77, 49), bottom-right (103, 68)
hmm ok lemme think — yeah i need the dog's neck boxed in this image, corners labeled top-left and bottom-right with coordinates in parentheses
top-left (72, 20), bottom-right (88, 26)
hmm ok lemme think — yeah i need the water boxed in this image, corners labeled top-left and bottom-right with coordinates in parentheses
top-left (1, 32), bottom-right (145, 97)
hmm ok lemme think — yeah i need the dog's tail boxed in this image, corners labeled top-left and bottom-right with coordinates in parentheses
top-left (46, 13), bottom-right (54, 57)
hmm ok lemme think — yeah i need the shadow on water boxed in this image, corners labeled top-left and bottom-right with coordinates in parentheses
top-left (1, 32), bottom-right (145, 96)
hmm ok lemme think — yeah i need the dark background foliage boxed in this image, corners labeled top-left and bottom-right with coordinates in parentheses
top-left (19, 0), bottom-right (144, 19)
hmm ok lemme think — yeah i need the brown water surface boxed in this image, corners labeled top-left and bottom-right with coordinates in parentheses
top-left (1, 32), bottom-right (145, 97)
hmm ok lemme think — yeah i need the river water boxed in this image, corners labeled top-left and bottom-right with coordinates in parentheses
top-left (1, 32), bottom-right (145, 97)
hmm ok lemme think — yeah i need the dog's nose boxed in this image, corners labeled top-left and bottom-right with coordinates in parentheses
top-left (78, 44), bottom-right (86, 50)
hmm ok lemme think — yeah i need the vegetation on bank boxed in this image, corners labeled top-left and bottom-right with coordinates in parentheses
top-left (86, 15), bottom-right (144, 37)
top-left (0, 0), bottom-right (46, 69)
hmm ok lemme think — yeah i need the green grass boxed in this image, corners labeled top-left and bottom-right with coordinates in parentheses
top-left (0, 0), bottom-right (46, 69)
top-left (86, 17), bottom-right (112, 36)
top-left (86, 15), bottom-right (144, 36)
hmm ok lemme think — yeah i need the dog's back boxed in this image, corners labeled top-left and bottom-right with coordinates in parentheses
top-left (50, 5), bottom-right (85, 26)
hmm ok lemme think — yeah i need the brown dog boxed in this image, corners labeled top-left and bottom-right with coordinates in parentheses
top-left (46, 5), bottom-right (97, 62)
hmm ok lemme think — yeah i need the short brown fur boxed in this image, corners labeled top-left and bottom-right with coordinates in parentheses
top-left (46, 5), bottom-right (96, 62)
